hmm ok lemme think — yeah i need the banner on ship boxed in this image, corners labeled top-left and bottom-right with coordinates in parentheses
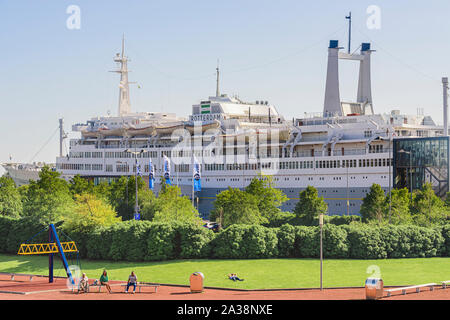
top-left (149, 159), bottom-right (155, 190)
top-left (193, 155), bottom-right (201, 192)
top-left (163, 155), bottom-right (171, 185)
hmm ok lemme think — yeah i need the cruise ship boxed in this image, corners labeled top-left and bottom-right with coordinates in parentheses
top-left (1, 162), bottom-right (49, 186)
top-left (55, 38), bottom-right (448, 217)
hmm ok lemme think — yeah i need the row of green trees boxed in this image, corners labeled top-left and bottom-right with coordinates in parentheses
top-left (0, 167), bottom-right (202, 233)
top-left (1, 167), bottom-right (449, 235)
top-left (210, 179), bottom-right (450, 228)
top-left (360, 183), bottom-right (450, 226)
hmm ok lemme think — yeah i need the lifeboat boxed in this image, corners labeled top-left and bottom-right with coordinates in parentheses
top-left (98, 127), bottom-right (128, 137)
top-left (81, 130), bottom-right (101, 138)
top-left (185, 120), bottom-right (221, 134)
top-left (127, 125), bottom-right (156, 136)
top-left (155, 122), bottom-right (186, 135)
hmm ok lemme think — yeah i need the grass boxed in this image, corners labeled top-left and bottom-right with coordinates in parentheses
top-left (0, 254), bottom-right (449, 289)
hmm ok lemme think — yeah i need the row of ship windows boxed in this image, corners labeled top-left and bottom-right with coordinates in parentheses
top-left (70, 151), bottom-right (211, 159)
top-left (58, 164), bottom-right (103, 170)
top-left (59, 161), bottom-right (392, 175)
top-left (203, 159), bottom-right (391, 171)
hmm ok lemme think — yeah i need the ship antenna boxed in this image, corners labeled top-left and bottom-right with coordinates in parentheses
top-left (345, 12), bottom-right (352, 54)
top-left (121, 33), bottom-right (125, 58)
top-left (216, 59), bottom-right (220, 97)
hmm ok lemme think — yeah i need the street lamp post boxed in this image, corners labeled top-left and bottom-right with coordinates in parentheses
top-left (125, 148), bottom-right (144, 220)
top-left (388, 130), bottom-right (392, 224)
top-left (319, 212), bottom-right (324, 291)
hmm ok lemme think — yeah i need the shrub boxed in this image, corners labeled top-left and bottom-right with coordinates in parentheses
top-left (322, 224), bottom-right (348, 258)
top-left (263, 212), bottom-right (295, 228)
top-left (212, 224), bottom-right (248, 259)
top-left (442, 224), bottom-right (450, 256)
top-left (212, 224), bottom-right (278, 259)
top-left (0, 216), bottom-right (15, 252)
top-left (174, 222), bottom-right (215, 259)
top-left (277, 224), bottom-right (296, 257)
top-left (343, 225), bottom-right (387, 259)
top-left (294, 226), bottom-right (317, 257)
top-left (293, 225), bottom-right (348, 258)
top-left (380, 225), bottom-right (444, 258)
top-left (6, 217), bottom-right (49, 254)
top-left (108, 220), bottom-right (152, 261)
top-left (326, 215), bottom-right (362, 226)
top-left (85, 226), bottom-right (114, 260)
top-left (146, 222), bottom-right (176, 261)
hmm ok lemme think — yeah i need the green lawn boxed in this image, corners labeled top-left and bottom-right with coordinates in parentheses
top-left (0, 254), bottom-right (449, 289)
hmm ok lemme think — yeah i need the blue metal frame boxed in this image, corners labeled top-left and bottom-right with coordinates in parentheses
top-left (48, 224), bottom-right (75, 285)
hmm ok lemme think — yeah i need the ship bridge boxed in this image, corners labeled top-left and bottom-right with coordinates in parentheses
top-left (190, 94), bottom-right (283, 124)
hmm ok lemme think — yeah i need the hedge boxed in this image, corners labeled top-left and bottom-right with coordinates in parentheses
top-left (443, 224), bottom-right (450, 256)
top-left (211, 224), bottom-right (278, 259)
top-left (343, 225), bottom-right (387, 259)
top-left (0, 216), bottom-right (448, 261)
top-left (294, 225), bottom-right (348, 258)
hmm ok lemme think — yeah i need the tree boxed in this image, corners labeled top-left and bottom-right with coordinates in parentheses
top-left (92, 181), bottom-right (111, 201)
top-left (411, 183), bottom-right (450, 226)
top-left (69, 175), bottom-right (95, 197)
top-left (211, 187), bottom-right (264, 228)
top-left (384, 188), bottom-right (412, 225)
top-left (22, 166), bottom-right (74, 222)
top-left (0, 176), bottom-right (22, 217)
top-left (360, 184), bottom-right (386, 223)
top-left (146, 185), bottom-right (202, 224)
top-left (245, 175), bottom-right (288, 222)
top-left (293, 186), bottom-right (328, 225)
top-left (62, 193), bottom-right (121, 233)
top-left (108, 176), bottom-right (148, 220)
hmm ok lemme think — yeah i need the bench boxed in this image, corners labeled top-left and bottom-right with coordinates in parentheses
top-left (71, 283), bottom-right (107, 293)
top-left (386, 283), bottom-right (437, 297)
top-left (121, 283), bottom-right (159, 293)
top-left (442, 280), bottom-right (450, 289)
top-left (87, 284), bottom-right (107, 293)
top-left (0, 272), bottom-right (35, 282)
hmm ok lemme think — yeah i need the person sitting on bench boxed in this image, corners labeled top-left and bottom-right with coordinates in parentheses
top-left (100, 270), bottom-right (112, 293)
top-left (228, 273), bottom-right (244, 281)
top-left (78, 273), bottom-right (89, 293)
top-left (126, 271), bottom-right (138, 294)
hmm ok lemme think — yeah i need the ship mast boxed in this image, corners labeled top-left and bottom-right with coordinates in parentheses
top-left (216, 59), bottom-right (220, 97)
top-left (111, 35), bottom-right (131, 116)
top-left (345, 12), bottom-right (352, 54)
top-left (59, 118), bottom-right (67, 157)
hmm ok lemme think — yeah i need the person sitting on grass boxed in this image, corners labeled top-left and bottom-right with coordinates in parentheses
top-left (126, 271), bottom-right (138, 294)
top-left (100, 270), bottom-right (112, 293)
top-left (227, 273), bottom-right (244, 282)
top-left (78, 273), bottom-right (89, 293)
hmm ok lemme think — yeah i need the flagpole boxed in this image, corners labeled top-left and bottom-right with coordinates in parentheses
top-left (192, 154), bottom-right (195, 208)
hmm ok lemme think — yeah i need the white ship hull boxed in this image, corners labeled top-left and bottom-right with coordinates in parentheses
top-left (1, 164), bottom-right (42, 186)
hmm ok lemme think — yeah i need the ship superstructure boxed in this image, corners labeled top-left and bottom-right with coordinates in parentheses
top-left (56, 38), bottom-right (446, 217)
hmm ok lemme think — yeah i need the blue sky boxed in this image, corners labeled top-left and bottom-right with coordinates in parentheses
top-left (1, 0), bottom-right (450, 169)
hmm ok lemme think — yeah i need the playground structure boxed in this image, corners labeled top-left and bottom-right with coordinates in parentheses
top-left (17, 223), bottom-right (80, 286)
